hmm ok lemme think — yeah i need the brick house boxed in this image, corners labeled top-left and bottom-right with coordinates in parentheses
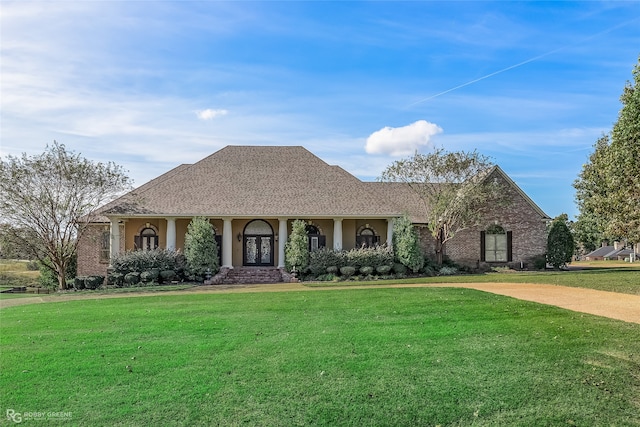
top-left (77, 146), bottom-right (550, 278)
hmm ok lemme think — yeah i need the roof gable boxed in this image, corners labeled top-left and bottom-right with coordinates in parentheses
top-left (484, 166), bottom-right (550, 220)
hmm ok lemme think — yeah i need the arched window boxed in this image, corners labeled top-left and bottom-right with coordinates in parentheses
top-left (481, 224), bottom-right (512, 262)
top-left (306, 224), bottom-right (326, 252)
top-left (356, 226), bottom-right (380, 248)
top-left (135, 226), bottom-right (158, 251)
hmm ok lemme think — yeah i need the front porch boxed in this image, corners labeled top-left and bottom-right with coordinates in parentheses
top-left (104, 216), bottom-right (395, 272)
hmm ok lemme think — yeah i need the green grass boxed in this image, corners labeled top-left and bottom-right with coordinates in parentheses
top-left (1, 289), bottom-right (639, 426)
top-left (306, 262), bottom-right (640, 295)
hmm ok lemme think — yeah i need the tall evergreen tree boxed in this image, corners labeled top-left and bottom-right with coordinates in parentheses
top-left (285, 220), bottom-right (309, 273)
top-left (184, 217), bottom-right (219, 280)
top-left (392, 214), bottom-right (424, 273)
top-left (574, 57), bottom-right (640, 242)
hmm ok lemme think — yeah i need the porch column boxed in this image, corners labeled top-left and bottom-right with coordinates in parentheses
top-left (222, 218), bottom-right (233, 269)
top-left (166, 218), bottom-right (176, 250)
top-left (386, 218), bottom-right (395, 247)
top-left (333, 218), bottom-right (343, 251)
top-left (278, 218), bottom-right (288, 268)
top-left (109, 217), bottom-right (120, 264)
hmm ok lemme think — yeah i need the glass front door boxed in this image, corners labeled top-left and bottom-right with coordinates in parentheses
top-left (244, 235), bottom-right (273, 266)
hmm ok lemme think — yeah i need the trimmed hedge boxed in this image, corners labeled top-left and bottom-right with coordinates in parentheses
top-left (111, 249), bottom-right (186, 285)
top-left (73, 275), bottom-right (105, 290)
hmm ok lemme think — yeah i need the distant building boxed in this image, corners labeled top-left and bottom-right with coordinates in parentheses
top-left (585, 241), bottom-right (639, 261)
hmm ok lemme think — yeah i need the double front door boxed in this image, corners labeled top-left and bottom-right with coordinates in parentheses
top-left (244, 235), bottom-right (273, 266)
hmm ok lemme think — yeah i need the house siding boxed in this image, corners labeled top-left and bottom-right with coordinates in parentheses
top-left (441, 172), bottom-right (548, 267)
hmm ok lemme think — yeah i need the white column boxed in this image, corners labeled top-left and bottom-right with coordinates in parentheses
top-left (386, 218), bottom-right (395, 247)
top-left (278, 218), bottom-right (288, 268)
top-left (109, 217), bottom-right (120, 264)
top-left (166, 218), bottom-right (176, 250)
top-left (333, 218), bottom-right (343, 251)
top-left (222, 218), bottom-right (233, 269)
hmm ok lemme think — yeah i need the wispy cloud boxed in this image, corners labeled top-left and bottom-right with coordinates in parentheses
top-left (196, 109), bottom-right (229, 121)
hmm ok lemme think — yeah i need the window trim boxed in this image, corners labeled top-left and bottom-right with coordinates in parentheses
top-left (481, 227), bottom-right (512, 262)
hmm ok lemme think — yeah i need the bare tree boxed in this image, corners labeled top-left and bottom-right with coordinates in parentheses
top-left (0, 142), bottom-right (132, 289)
top-left (380, 148), bottom-right (504, 265)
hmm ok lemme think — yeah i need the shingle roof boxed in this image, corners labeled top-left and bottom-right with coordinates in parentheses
top-left (97, 145), bottom-right (549, 222)
top-left (586, 246), bottom-right (636, 258)
top-left (100, 146), bottom-right (399, 218)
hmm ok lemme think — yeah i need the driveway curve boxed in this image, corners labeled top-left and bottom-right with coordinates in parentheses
top-left (2, 282), bottom-right (639, 324)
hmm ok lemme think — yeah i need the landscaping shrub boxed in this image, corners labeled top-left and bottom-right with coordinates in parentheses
top-left (421, 265), bottom-right (437, 277)
top-left (111, 249), bottom-right (186, 280)
top-left (309, 248), bottom-right (343, 276)
top-left (124, 272), bottom-right (141, 286)
top-left (438, 266), bottom-right (458, 276)
top-left (392, 262), bottom-right (407, 275)
top-left (107, 272), bottom-right (124, 287)
top-left (140, 269), bottom-right (159, 283)
top-left (339, 266), bottom-right (356, 278)
top-left (73, 277), bottom-right (85, 290)
top-left (84, 275), bottom-right (105, 289)
top-left (375, 265), bottom-right (391, 275)
top-left (326, 266), bottom-right (338, 274)
top-left (531, 254), bottom-right (547, 270)
top-left (360, 266), bottom-right (374, 275)
top-left (159, 270), bottom-right (176, 282)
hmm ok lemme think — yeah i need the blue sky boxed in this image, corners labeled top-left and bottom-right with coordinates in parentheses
top-left (1, 1), bottom-right (639, 219)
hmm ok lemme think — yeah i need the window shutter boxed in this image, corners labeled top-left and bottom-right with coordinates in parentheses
top-left (507, 231), bottom-right (513, 262)
top-left (134, 236), bottom-right (141, 250)
top-left (480, 231), bottom-right (486, 262)
top-left (318, 235), bottom-right (326, 248)
top-left (153, 236), bottom-right (159, 249)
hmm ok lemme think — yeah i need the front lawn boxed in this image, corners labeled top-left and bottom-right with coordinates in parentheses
top-left (1, 289), bottom-right (638, 426)
top-left (306, 262), bottom-right (640, 295)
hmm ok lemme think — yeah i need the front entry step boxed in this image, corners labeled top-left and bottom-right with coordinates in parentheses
top-left (221, 267), bottom-right (283, 284)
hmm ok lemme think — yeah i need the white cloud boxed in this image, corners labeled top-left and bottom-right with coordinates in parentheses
top-left (365, 120), bottom-right (443, 156)
top-left (196, 109), bottom-right (229, 121)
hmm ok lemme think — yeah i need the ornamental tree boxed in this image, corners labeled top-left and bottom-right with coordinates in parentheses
top-left (392, 214), bottom-right (424, 273)
top-left (285, 219), bottom-right (309, 273)
top-left (547, 214), bottom-right (575, 269)
top-left (380, 148), bottom-right (505, 265)
top-left (184, 216), bottom-right (219, 280)
top-left (0, 142), bottom-right (131, 289)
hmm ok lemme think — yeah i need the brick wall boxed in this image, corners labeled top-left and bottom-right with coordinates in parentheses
top-left (418, 171), bottom-right (548, 267)
top-left (77, 223), bottom-right (124, 277)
